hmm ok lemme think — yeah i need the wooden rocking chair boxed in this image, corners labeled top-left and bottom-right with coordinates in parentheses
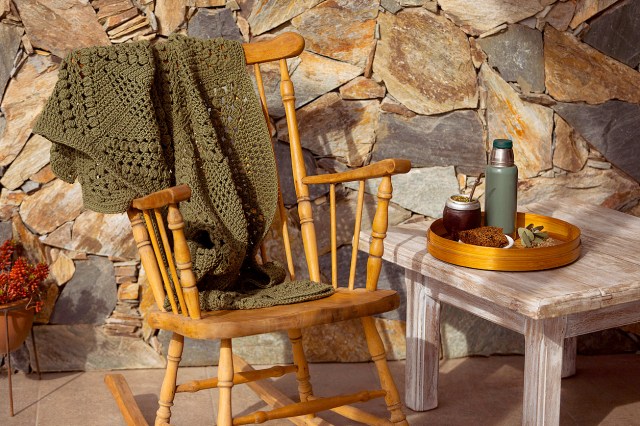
top-left (105, 32), bottom-right (411, 426)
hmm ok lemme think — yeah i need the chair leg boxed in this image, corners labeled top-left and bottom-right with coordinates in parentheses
top-left (155, 333), bottom-right (184, 426)
top-left (217, 338), bottom-right (234, 426)
top-left (361, 316), bottom-right (408, 426)
top-left (287, 328), bottom-right (314, 404)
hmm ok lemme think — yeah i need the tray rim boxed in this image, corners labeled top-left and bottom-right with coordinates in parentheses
top-left (427, 212), bottom-right (581, 271)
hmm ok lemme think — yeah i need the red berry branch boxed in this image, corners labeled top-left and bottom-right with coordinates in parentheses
top-left (0, 240), bottom-right (49, 312)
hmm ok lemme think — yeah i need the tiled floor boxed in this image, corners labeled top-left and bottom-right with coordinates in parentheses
top-left (2, 354), bottom-right (640, 425)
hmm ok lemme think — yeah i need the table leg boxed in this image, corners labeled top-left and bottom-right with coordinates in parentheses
top-left (523, 316), bottom-right (567, 426)
top-left (561, 336), bottom-right (577, 378)
top-left (405, 270), bottom-right (440, 411)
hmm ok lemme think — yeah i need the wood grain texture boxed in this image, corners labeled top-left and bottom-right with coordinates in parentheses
top-left (104, 374), bottom-right (149, 426)
top-left (243, 32), bottom-right (304, 65)
top-left (427, 212), bottom-right (581, 272)
top-left (147, 288), bottom-right (399, 340)
top-left (361, 201), bottom-right (640, 319)
top-left (360, 200), bottom-right (640, 423)
top-left (561, 336), bottom-right (577, 378)
top-left (233, 355), bottom-right (332, 426)
top-left (156, 333), bottom-right (184, 425)
top-left (302, 159), bottom-right (411, 185)
top-left (131, 185), bottom-right (191, 210)
top-left (523, 317), bottom-right (566, 426)
top-left (404, 270), bottom-right (440, 412)
top-left (115, 32), bottom-right (409, 426)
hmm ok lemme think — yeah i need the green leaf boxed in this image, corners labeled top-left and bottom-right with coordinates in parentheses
top-left (536, 232), bottom-right (548, 240)
top-left (524, 228), bottom-right (535, 241)
top-left (532, 225), bottom-right (544, 232)
top-left (518, 228), bottom-right (532, 247)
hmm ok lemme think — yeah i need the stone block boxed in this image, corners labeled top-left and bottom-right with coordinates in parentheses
top-left (339, 77), bottom-right (386, 100)
top-left (43, 210), bottom-right (138, 259)
top-left (302, 317), bottom-right (405, 362)
top-left (481, 63), bottom-right (553, 178)
top-left (118, 283), bottom-right (140, 301)
top-left (12, 214), bottom-right (47, 264)
top-left (0, 55), bottom-right (58, 168)
top-left (0, 220), bottom-right (11, 243)
top-left (155, 0), bottom-right (187, 36)
top-left (187, 8), bottom-right (242, 41)
top-left (49, 252), bottom-right (76, 286)
top-left (115, 264), bottom-right (138, 277)
top-left (518, 166), bottom-right (640, 211)
top-left (438, 0), bottom-right (544, 35)
top-left (553, 114), bottom-right (588, 173)
top-left (553, 101), bottom-right (640, 182)
top-left (248, 0), bottom-right (323, 36)
top-left (277, 93), bottom-right (378, 167)
top-left (30, 164), bottom-right (56, 184)
top-left (374, 110), bottom-right (486, 175)
top-left (13, 0), bottom-right (110, 58)
top-left (19, 179), bottom-right (84, 235)
top-left (31, 324), bottom-right (165, 371)
top-left (0, 22), bottom-right (22, 101)
top-left (477, 24), bottom-right (544, 93)
top-left (291, 0), bottom-right (377, 68)
top-left (570, 0), bottom-right (619, 29)
top-left (583, 0), bottom-right (640, 66)
top-left (50, 255), bottom-right (117, 325)
top-left (374, 8), bottom-right (478, 115)
top-left (544, 26), bottom-right (640, 105)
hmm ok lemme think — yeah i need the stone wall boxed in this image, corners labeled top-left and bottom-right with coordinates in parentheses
top-left (1, 0), bottom-right (640, 371)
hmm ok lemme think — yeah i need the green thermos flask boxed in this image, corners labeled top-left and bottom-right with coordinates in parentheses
top-left (485, 139), bottom-right (518, 235)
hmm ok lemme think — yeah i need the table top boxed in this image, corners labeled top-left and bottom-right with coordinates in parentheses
top-left (360, 200), bottom-right (640, 320)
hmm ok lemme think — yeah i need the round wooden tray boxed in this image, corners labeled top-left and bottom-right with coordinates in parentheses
top-left (427, 212), bottom-right (581, 271)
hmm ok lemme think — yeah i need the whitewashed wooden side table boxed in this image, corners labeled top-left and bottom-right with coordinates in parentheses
top-left (360, 200), bottom-right (640, 426)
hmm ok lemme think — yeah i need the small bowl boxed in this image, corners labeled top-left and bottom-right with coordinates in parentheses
top-left (503, 235), bottom-right (514, 249)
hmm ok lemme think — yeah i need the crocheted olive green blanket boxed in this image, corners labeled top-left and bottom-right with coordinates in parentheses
top-left (34, 35), bottom-right (333, 310)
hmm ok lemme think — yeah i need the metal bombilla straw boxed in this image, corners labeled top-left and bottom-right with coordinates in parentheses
top-left (468, 173), bottom-right (484, 202)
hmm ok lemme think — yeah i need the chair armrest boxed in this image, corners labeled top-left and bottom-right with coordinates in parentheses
top-left (301, 159), bottom-right (411, 185)
top-left (131, 184), bottom-right (191, 210)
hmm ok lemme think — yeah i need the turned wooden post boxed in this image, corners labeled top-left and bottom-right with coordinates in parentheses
top-left (167, 204), bottom-right (200, 320)
top-left (155, 333), bottom-right (184, 426)
top-left (366, 176), bottom-right (392, 291)
top-left (279, 58), bottom-right (320, 282)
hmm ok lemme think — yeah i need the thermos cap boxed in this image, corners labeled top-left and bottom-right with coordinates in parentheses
top-left (493, 139), bottom-right (513, 149)
top-left (490, 139), bottom-right (514, 167)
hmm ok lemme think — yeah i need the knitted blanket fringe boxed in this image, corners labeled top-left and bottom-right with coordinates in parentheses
top-left (34, 35), bottom-right (333, 310)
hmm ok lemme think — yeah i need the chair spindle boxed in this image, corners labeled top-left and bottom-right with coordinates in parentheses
top-left (127, 209), bottom-right (167, 310)
top-left (330, 183), bottom-right (337, 289)
top-left (154, 209), bottom-right (188, 317)
top-left (143, 209), bottom-right (179, 314)
top-left (349, 180), bottom-right (366, 290)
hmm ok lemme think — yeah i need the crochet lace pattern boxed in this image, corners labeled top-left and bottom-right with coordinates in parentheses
top-left (34, 35), bottom-right (333, 310)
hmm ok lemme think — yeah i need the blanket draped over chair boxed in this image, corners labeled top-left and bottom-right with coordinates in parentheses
top-left (34, 35), bottom-right (333, 310)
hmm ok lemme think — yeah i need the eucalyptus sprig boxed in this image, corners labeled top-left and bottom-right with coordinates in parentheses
top-left (517, 223), bottom-right (549, 248)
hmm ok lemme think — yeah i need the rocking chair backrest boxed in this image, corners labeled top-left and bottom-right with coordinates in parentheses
top-left (127, 33), bottom-right (406, 320)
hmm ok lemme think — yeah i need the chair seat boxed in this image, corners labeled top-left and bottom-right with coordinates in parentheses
top-left (147, 287), bottom-right (399, 340)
